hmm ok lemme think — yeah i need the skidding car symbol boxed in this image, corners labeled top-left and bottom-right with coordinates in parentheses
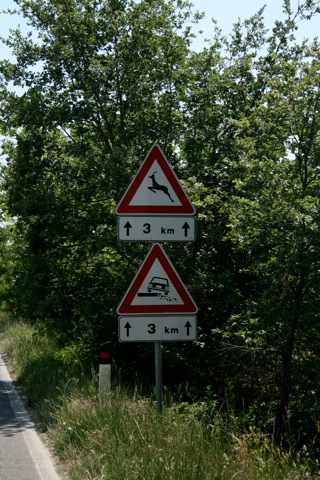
top-left (147, 277), bottom-right (170, 295)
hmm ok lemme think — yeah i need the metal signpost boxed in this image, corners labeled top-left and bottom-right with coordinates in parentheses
top-left (116, 144), bottom-right (198, 412)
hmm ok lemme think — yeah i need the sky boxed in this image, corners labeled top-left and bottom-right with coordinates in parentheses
top-left (1, 0), bottom-right (319, 60)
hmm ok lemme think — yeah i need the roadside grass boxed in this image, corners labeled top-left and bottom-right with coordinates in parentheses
top-left (0, 314), bottom-right (318, 480)
top-left (0, 314), bottom-right (90, 426)
top-left (49, 391), bottom-right (315, 480)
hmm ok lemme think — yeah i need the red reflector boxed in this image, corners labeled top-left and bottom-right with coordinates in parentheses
top-left (100, 352), bottom-right (111, 359)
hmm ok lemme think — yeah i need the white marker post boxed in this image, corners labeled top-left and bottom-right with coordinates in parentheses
top-left (99, 342), bottom-right (112, 401)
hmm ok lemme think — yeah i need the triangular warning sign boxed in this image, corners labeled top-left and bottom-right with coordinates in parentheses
top-left (117, 244), bottom-right (198, 314)
top-left (116, 144), bottom-right (195, 215)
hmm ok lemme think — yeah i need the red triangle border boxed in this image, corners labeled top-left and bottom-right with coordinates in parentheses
top-left (116, 144), bottom-right (195, 215)
top-left (117, 244), bottom-right (198, 314)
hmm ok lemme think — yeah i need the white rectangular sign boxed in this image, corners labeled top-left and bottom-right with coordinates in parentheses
top-left (118, 315), bottom-right (197, 342)
top-left (118, 216), bottom-right (195, 242)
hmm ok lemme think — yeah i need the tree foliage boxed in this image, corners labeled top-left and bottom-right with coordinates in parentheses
top-left (1, 0), bottom-right (320, 451)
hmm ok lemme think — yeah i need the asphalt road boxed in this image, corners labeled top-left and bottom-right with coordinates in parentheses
top-left (0, 353), bottom-right (63, 480)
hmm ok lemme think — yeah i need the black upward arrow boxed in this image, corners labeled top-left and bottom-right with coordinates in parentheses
top-left (182, 222), bottom-right (190, 237)
top-left (124, 221), bottom-right (132, 237)
top-left (124, 322), bottom-right (131, 337)
top-left (185, 321), bottom-right (192, 336)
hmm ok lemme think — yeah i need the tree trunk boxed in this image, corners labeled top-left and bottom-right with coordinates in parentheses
top-left (274, 277), bottom-right (304, 445)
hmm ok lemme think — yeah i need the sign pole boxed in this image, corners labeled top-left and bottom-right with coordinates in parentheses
top-left (116, 145), bottom-right (198, 414)
top-left (154, 341), bottom-right (163, 413)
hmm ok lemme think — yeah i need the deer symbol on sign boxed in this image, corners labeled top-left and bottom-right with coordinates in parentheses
top-left (148, 171), bottom-right (174, 202)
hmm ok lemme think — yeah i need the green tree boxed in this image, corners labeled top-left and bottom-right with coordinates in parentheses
top-left (182, 1), bottom-right (320, 446)
top-left (0, 0), bottom-right (196, 355)
top-left (227, 36), bottom-right (320, 444)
